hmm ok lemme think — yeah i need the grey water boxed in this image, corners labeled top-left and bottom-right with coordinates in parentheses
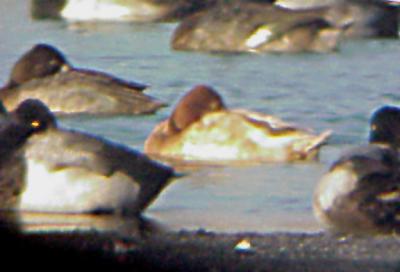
top-left (2, 0), bottom-right (400, 233)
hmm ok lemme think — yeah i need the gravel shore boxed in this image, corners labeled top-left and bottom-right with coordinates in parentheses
top-left (2, 220), bottom-right (400, 272)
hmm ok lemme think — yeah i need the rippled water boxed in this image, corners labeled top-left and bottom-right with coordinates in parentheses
top-left (2, 0), bottom-right (400, 233)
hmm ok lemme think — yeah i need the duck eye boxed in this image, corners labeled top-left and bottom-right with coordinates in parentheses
top-left (31, 120), bottom-right (41, 128)
top-left (61, 64), bottom-right (69, 72)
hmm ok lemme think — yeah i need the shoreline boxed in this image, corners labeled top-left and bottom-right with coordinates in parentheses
top-left (2, 221), bottom-right (400, 271)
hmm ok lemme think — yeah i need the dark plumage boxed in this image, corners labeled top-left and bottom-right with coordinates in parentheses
top-left (172, 1), bottom-right (342, 53)
top-left (314, 105), bottom-right (400, 234)
top-left (369, 106), bottom-right (400, 149)
top-left (172, 0), bottom-right (399, 53)
top-left (0, 99), bottom-right (179, 215)
top-left (0, 99), bottom-right (53, 209)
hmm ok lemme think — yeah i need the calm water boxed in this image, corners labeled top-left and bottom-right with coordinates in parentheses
top-left (2, 0), bottom-right (400, 233)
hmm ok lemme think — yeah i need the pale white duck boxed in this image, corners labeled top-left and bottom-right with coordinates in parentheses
top-left (144, 85), bottom-right (331, 164)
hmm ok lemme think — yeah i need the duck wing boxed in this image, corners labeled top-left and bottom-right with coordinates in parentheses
top-left (25, 128), bottom-right (177, 213)
top-left (351, 172), bottom-right (400, 233)
top-left (234, 108), bottom-right (332, 158)
top-left (1, 70), bottom-right (165, 115)
top-left (74, 68), bottom-right (148, 91)
top-left (327, 145), bottom-right (400, 233)
top-left (232, 109), bottom-right (298, 130)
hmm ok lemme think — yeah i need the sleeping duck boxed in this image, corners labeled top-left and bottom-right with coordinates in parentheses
top-left (275, 0), bottom-right (400, 38)
top-left (144, 85), bottom-right (331, 164)
top-left (0, 43), bottom-right (165, 115)
top-left (172, 0), bottom-right (400, 53)
top-left (31, 0), bottom-right (216, 22)
top-left (0, 99), bottom-right (179, 215)
top-left (172, 1), bottom-right (343, 53)
top-left (313, 105), bottom-right (400, 234)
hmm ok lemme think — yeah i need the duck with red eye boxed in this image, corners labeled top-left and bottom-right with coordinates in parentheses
top-left (0, 43), bottom-right (165, 115)
top-left (145, 85), bottom-right (331, 164)
top-left (314, 106), bottom-right (400, 234)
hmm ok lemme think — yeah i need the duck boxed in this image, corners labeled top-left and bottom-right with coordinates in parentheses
top-left (275, 0), bottom-right (400, 38)
top-left (0, 43), bottom-right (165, 115)
top-left (172, 1), bottom-right (343, 53)
top-left (31, 0), bottom-right (216, 22)
top-left (144, 85), bottom-right (331, 164)
top-left (171, 0), bottom-right (400, 53)
top-left (0, 99), bottom-right (52, 210)
top-left (313, 105), bottom-right (400, 234)
top-left (0, 99), bottom-right (179, 215)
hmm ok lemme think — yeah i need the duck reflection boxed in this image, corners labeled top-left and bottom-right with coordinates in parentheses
top-left (0, 210), bottom-right (165, 237)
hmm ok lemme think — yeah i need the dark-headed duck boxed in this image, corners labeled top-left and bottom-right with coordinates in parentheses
top-left (0, 43), bottom-right (165, 115)
top-left (145, 85), bottom-right (331, 163)
top-left (0, 99), bottom-right (53, 209)
top-left (313, 106), bottom-right (400, 234)
top-left (0, 99), bottom-right (179, 215)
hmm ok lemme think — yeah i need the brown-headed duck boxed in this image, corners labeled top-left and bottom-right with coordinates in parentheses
top-left (144, 85), bottom-right (331, 164)
top-left (0, 43), bottom-right (165, 115)
top-left (314, 106), bottom-right (400, 234)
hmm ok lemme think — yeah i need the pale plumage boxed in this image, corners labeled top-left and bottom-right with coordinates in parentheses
top-left (145, 85), bottom-right (331, 164)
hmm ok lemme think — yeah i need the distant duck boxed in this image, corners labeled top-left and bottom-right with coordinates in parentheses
top-left (172, 1), bottom-right (343, 53)
top-left (31, 0), bottom-right (216, 22)
top-left (313, 106), bottom-right (400, 234)
top-left (172, 0), bottom-right (400, 53)
top-left (0, 99), bottom-right (53, 209)
top-left (0, 99), bottom-right (178, 215)
top-left (0, 43), bottom-right (165, 115)
top-left (275, 0), bottom-right (400, 38)
top-left (144, 85), bottom-right (331, 164)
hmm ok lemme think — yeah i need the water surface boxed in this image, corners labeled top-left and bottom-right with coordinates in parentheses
top-left (2, 0), bottom-right (400, 233)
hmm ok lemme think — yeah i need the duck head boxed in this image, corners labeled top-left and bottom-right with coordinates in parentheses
top-left (12, 99), bottom-right (57, 133)
top-left (369, 106), bottom-right (400, 149)
top-left (168, 85), bottom-right (226, 133)
top-left (7, 43), bottom-right (70, 88)
top-left (0, 99), bottom-right (55, 161)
